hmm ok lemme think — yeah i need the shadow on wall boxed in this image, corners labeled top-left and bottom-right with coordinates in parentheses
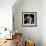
top-left (12, 0), bottom-right (24, 11)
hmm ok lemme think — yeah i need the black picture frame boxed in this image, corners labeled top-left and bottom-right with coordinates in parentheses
top-left (22, 12), bottom-right (37, 27)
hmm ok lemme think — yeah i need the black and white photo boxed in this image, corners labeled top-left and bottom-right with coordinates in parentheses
top-left (22, 12), bottom-right (37, 27)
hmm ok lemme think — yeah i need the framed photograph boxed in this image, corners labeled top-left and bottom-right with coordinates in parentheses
top-left (22, 12), bottom-right (37, 27)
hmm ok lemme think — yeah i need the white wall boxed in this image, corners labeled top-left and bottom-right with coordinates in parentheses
top-left (41, 0), bottom-right (46, 46)
top-left (13, 0), bottom-right (41, 46)
top-left (13, 0), bottom-right (46, 46)
top-left (0, 0), bottom-right (16, 29)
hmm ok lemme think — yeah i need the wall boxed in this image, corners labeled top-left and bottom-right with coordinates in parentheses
top-left (41, 0), bottom-right (46, 46)
top-left (0, 0), bottom-right (46, 46)
top-left (0, 0), bottom-right (16, 30)
top-left (13, 0), bottom-right (41, 46)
